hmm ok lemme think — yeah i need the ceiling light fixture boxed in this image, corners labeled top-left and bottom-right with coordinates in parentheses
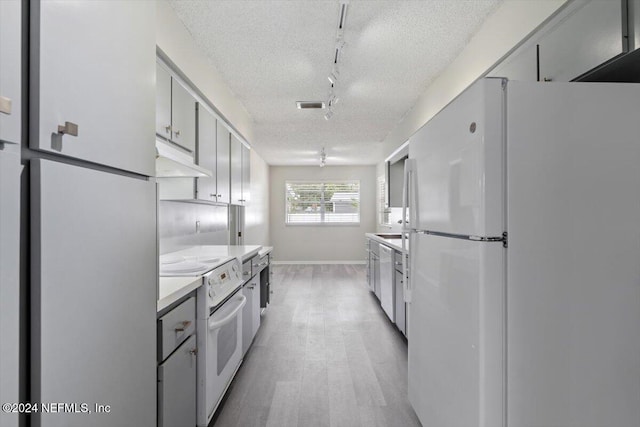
top-left (296, 101), bottom-right (326, 109)
top-left (328, 69), bottom-right (339, 85)
top-left (336, 2), bottom-right (349, 39)
top-left (320, 148), bottom-right (327, 167)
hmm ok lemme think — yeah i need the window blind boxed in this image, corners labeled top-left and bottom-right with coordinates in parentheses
top-left (285, 181), bottom-right (360, 224)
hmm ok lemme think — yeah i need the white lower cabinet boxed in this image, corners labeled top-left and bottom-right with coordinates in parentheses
top-left (379, 245), bottom-right (394, 321)
top-left (157, 297), bottom-right (197, 427)
top-left (242, 276), bottom-right (261, 355)
top-left (158, 335), bottom-right (197, 427)
top-left (395, 269), bottom-right (406, 337)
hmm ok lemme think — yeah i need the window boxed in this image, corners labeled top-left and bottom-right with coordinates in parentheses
top-left (285, 181), bottom-right (360, 225)
top-left (377, 175), bottom-right (389, 225)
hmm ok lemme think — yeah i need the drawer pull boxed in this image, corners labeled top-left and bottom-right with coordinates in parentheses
top-left (57, 121), bottom-right (78, 136)
top-left (174, 320), bottom-right (192, 332)
top-left (0, 96), bottom-right (12, 115)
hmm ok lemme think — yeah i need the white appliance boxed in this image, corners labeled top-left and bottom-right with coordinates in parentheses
top-left (404, 78), bottom-right (640, 427)
top-left (379, 244), bottom-right (394, 321)
top-left (196, 258), bottom-right (245, 427)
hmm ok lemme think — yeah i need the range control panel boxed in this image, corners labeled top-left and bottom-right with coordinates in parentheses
top-left (206, 258), bottom-right (243, 309)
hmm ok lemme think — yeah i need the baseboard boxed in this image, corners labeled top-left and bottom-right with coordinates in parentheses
top-left (271, 260), bottom-right (367, 265)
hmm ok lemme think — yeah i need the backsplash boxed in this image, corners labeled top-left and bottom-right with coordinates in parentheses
top-left (159, 201), bottom-right (229, 254)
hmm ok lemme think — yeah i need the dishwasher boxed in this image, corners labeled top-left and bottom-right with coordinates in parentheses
top-left (379, 244), bottom-right (395, 322)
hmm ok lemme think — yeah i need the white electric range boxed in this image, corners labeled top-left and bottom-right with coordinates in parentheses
top-left (159, 253), bottom-right (246, 427)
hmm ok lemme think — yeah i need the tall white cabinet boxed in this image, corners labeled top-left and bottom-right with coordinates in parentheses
top-left (0, 0), bottom-right (21, 145)
top-left (30, 0), bottom-right (155, 176)
top-left (0, 3), bottom-right (21, 427)
top-left (29, 2), bottom-right (157, 427)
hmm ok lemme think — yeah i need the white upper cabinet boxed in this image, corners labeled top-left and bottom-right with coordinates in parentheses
top-left (156, 63), bottom-right (172, 140)
top-left (30, 0), bottom-right (156, 176)
top-left (170, 79), bottom-right (196, 154)
top-left (230, 135), bottom-right (243, 205)
top-left (196, 104), bottom-right (217, 202)
top-left (0, 0), bottom-right (21, 145)
top-left (241, 144), bottom-right (250, 205)
top-left (633, 0), bottom-right (640, 50)
top-left (538, 0), bottom-right (626, 81)
top-left (487, 43), bottom-right (538, 82)
top-left (156, 62), bottom-right (196, 155)
top-left (216, 121), bottom-right (231, 204)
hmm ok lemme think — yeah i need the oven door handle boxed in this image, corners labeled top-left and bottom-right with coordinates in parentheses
top-left (208, 295), bottom-right (247, 331)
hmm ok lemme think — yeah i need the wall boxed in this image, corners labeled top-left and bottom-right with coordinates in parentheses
top-left (158, 201), bottom-right (228, 254)
top-left (156, 0), bottom-right (271, 249)
top-left (374, 0), bottom-right (568, 232)
top-left (270, 166), bottom-right (376, 263)
top-left (245, 149), bottom-right (270, 247)
top-left (156, 0), bottom-right (253, 143)
top-left (379, 0), bottom-right (568, 159)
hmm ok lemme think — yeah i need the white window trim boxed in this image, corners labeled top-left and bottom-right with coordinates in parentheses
top-left (285, 180), bottom-right (361, 226)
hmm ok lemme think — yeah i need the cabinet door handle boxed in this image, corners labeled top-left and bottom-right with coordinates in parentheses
top-left (164, 124), bottom-right (171, 134)
top-left (217, 194), bottom-right (222, 198)
top-left (174, 320), bottom-right (192, 332)
top-left (0, 96), bottom-right (12, 115)
top-left (243, 271), bottom-right (250, 276)
top-left (189, 348), bottom-right (197, 356)
top-left (57, 121), bottom-right (78, 136)
top-left (174, 130), bottom-right (181, 137)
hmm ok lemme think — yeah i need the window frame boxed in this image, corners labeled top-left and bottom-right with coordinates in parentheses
top-left (284, 180), bottom-right (361, 226)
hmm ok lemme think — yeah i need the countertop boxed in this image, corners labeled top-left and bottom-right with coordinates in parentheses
top-left (158, 276), bottom-right (202, 313)
top-left (365, 233), bottom-right (409, 254)
top-left (167, 245), bottom-right (263, 263)
top-left (157, 244), bottom-right (264, 312)
top-left (259, 246), bottom-right (273, 257)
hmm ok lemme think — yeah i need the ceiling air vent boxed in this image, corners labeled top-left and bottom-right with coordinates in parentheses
top-left (296, 101), bottom-right (326, 109)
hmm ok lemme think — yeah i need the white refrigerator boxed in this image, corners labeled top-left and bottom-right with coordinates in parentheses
top-left (405, 78), bottom-right (640, 427)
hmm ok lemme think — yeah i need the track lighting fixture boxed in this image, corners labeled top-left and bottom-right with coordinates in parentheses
top-left (324, 110), bottom-right (334, 121)
top-left (328, 69), bottom-right (340, 85)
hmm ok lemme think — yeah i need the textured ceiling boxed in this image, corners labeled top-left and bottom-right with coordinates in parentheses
top-left (169, 0), bottom-right (502, 165)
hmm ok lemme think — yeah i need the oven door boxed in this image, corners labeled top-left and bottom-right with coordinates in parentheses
top-left (198, 290), bottom-right (246, 426)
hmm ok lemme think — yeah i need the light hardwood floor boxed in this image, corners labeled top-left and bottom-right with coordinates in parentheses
top-left (212, 264), bottom-right (422, 427)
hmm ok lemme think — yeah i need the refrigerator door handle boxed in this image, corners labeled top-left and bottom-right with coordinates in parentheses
top-left (402, 158), bottom-right (415, 303)
top-left (422, 230), bottom-right (508, 247)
